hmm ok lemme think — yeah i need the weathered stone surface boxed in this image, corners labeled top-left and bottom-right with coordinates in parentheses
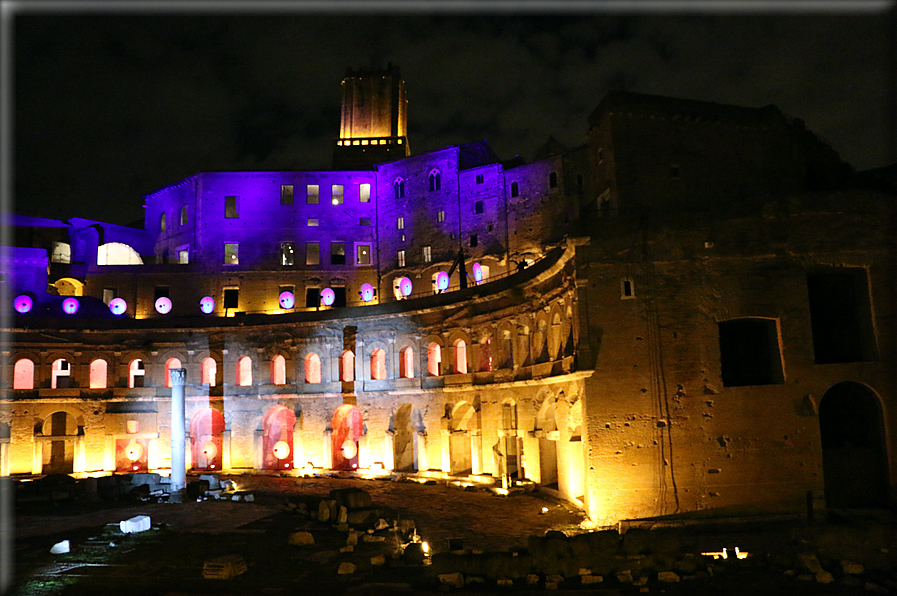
top-left (338, 505), bottom-right (348, 524)
top-left (370, 555), bottom-right (386, 566)
top-left (50, 540), bottom-right (70, 554)
top-left (581, 575), bottom-right (603, 584)
top-left (526, 574), bottom-right (540, 585)
top-left (815, 570), bottom-right (834, 584)
top-left (840, 560), bottom-right (864, 575)
top-left (318, 499), bottom-right (334, 522)
top-left (289, 531), bottom-right (315, 546)
top-left (658, 571), bottom-right (681, 583)
top-left (337, 562), bottom-right (356, 575)
top-left (621, 529), bottom-right (652, 554)
top-left (438, 572), bottom-right (465, 588)
top-left (340, 545), bottom-right (354, 553)
top-left (496, 578), bottom-right (513, 586)
top-left (330, 487), bottom-right (373, 510)
top-left (347, 507), bottom-right (379, 526)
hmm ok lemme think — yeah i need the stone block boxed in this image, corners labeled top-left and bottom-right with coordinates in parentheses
top-left (318, 499), bottom-right (334, 522)
top-left (199, 474), bottom-right (220, 489)
top-left (621, 529), bottom-right (652, 554)
top-left (340, 545), bottom-right (354, 553)
top-left (526, 574), bottom-right (540, 584)
top-left (798, 553), bottom-right (823, 573)
top-left (338, 505), bottom-right (348, 524)
top-left (346, 531), bottom-right (359, 546)
top-left (438, 572), bottom-right (465, 588)
top-left (337, 562), bottom-right (356, 575)
top-left (815, 570), bottom-right (834, 584)
top-left (330, 487), bottom-right (372, 510)
top-left (289, 531), bottom-right (315, 546)
top-left (347, 507), bottom-right (379, 527)
top-left (203, 554), bottom-right (247, 579)
top-left (581, 575), bottom-right (603, 584)
top-left (496, 578), bottom-right (513, 586)
top-left (466, 576), bottom-right (485, 585)
top-left (50, 540), bottom-right (70, 554)
top-left (120, 515), bottom-right (151, 533)
top-left (840, 560), bottom-right (864, 574)
top-left (186, 480), bottom-right (210, 500)
top-left (546, 574), bottom-right (564, 584)
top-left (658, 571), bottom-right (680, 583)
top-left (371, 555), bottom-right (386, 565)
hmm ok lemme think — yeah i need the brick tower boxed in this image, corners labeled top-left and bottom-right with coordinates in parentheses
top-left (332, 63), bottom-right (410, 169)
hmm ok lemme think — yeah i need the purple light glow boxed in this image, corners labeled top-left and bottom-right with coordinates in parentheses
top-left (200, 296), bottom-right (215, 314)
top-left (321, 288), bottom-right (335, 306)
top-left (472, 262), bottom-right (483, 284)
top-left (360, 283), bottom-right (375, 302)
top-left (398, 276), bottom-right (413, 297)
top-left (154, 297), bottom-right (172, 315)
top-left (62, 297), bottom-right (79, 315)
top-left (14, 295), bottom-right (33, 314)
top-left (435, 271), bottom-right (449, 292)
top-left (109, 297), bottom-right (127, 315)
top-left (279, 291), bottom-right (295, 309)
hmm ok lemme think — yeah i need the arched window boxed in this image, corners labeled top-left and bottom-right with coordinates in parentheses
top-left (97, 243), bottom-right (143, 265)
top-left (394, 178), bottom-right (405, 199)
top-left (304, 353), bottom-right (321, 384)
top-left (370, 349), bottom-right (386, 380)
top-left (236, 356), bottom-right (252, 387)
top-left (180, 205), bottom-right (188, 225)
top-left (453, 340), bottom-right (468, 374)
top-left (427, 343), bottom-right (441, 376)
top-left (510, 181), bottom-right (519, 198)
top-left (51, 358), bottom-right (71, 389)
top-left (159, 212), bottom-right (166, 232)
top-left (164, 358), bottom-right (182, 388)
top-left (428, 170), bottom-right (441, 192)
top-left (89, 359), bottom-right (107, 389)
top-left (201, 357), bottom-right (217, 386)
top-left (270, 355), bottom-right (286, 385)
top-left (399, 346), bottom-right (414, 379)
top-left (339, 351), bottom-right (355, 382)
top-left (129, 359), bottom-right (144, 388)
top-left (13, 358), bottom-right (34, 389)
top-left (479, 337), bottom-right (492, 372)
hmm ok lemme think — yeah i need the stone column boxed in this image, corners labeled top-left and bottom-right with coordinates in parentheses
top-left (169, 368), bottom-right (187, 501)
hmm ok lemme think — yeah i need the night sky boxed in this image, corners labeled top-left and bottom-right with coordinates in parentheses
top-left (11, 5), bottom-right (895, 227)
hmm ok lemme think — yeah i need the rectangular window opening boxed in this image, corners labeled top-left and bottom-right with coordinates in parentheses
top-left (807, 268), bottom-right (878, 363)
top-left (306, 242), bottom-right (320, 266)
top-left (306, 184), bottom-right (319, 204)
top-left (356, 244), bottom-right (371, 265)
top-left (718, 318), bottom-right (784, 387)
top-left (225, 196), bottom-right (238, 218)
top-left (280, 242), bottom-right (295, 266)
top-left (281, 184), bottom-right (294, 205)
top-left (359, 183), bottom-right (371, 203)
top-left (224, 243), bottom-right (239, 265)
top-left (331, 242), bottom-right (346, 265)
top-left (223, 288), bottom-right (239, 310)
top-left (331, 184), bottom-right (344, 205)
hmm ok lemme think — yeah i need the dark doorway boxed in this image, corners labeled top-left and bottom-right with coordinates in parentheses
top-left (819, 382), bottom-right (889, 508)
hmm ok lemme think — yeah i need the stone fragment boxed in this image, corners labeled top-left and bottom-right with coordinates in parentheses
top-left (545, 582), bottom-right (558, 590)
top-left (363, 534), bottom-right (385, 542)
top-left (338, 505), bottom-right (348, 524)
top-left (370, 555), bottom-right (386, 566)
top-left (289, 531), bottom-right (315, 546)
top-left (578, 567), bottom-right (591, 576)
top-left (438, 572), bottom-right (465, 588)
top-left (840, 560), bottom-right (864, 575)
top-left (526, 574), bottom-right (540, 585)
top-left (337, 562), bottom-right (356, 575)
top-left (203, 554), bottom-right (247, 579)
top-left (50, 540), bottom-right (70, 554)
top-left (340, 545), bottom-right (354, 553)
top-left (496, 578), bottom-right (513, 586)
top-left (581, 575), bottom-right (603, 584)
top-left (404, 542), bottom-right (425, 565)
top-left (120, 515), bottom-right (151, 534)
top-left (816, 571), bottom-right (834, 584)
top-left (633, 575), bottom-right (649, 586)
top-left (376, 518), bottom-right (390, 530)
top-left (243, 493), bottom-right (254, 502)
top-left (798, 553), bottom-right (823, 573)
top-left (330, 487), bottom-right (372, 510)
top-left (346, 531), bottom-right (359, 546)
top-left (658, 571), bottom-right (680, 583)
top-left (546, 574), bottom-right (564, 584)
top-left (318, 500), bottom-right (331, 522)
top-left (466, 576), bottom-right (485, 584)
top-left (616, 571), bottom-right (633, 583)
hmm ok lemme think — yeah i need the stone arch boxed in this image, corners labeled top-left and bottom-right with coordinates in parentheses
top-left (50, 357), bottom-right (72, 389)
top-left (497, 398), bottom-right (522, 480)
top-left (262, 405), bottom-right (296, 470)
top-left (304, 352), bottom-right (322, 384)
top-left (536, 396), bottom-right (559, 486)
top-left (163, 356), bottom-right (183, 388)
top-left (478, 332), bottom-right (493, 372)
top-left (88, 358), bottom-right (107, 389)
top-left (548, 303), bottom-right (565, 360)
top-left (270, 354), bottom-right (287, 385)
top-left (496, 321), bottom-right (514, 369)
top-left (425, 335), bottom-right (445, 377)
top-left (533, 311), bottom-right (551, 363)
top-left (53, 277), bottom-right (83, 296)
top-left (446, 330), bottom-right (472, 375)
top-left (190, 408), bottom-right (226, 471)
top-left (201, 357), bottom-right (218, 386)
top-left (13, 357), bottom-right (34, 389)
top-left (398, 344), bottom-right (415, 379)
top-left (516, 316), bottom-right (533, 367)
top-left (236, 356), bottom-right (253, 387)
top-left (38, 410), bottom-right (82, 474)
top-left (390, 403), bottom-right (425, 472)
top-left (331, 404), bottom-right (363, 470)
top-left (126, 355), bottom-right (147, 388)
top-left (819, 382), bottom-right (889, 508)
top-left (448, 401), bottom-right (478, 476)
top-left (339, 351), bottom-right (355, 382)
top-left (97, 242), bottom-right (143, 265)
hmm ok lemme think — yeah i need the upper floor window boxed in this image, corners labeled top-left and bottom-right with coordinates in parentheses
top-left (356, 244), bottom-right (371, 265)
top-left (331, 242), bottom-right (346, 265)
top-left (129, 359), bottom-right (145, 388)
top-left (718, 318), bottom-right (784, 387)
top-left (394, 178), bottom-right (405, 199)
top-left (397, 250), bottom-right (406, 268)
top-left (13, 358), bottom-right (34, 390)
top-left (236, 356), bottom-right (252, 387)
top-left (270, 355), bottom-right (286, 385)
top-left (281, 184), bottom-right (294, 205)
top-left (225, 196), bottom-right (238, 218)
top-left (281, 242), bottom-right (295, 266)
top-left (359, 217), bottom-right (371, 226)
top-left (806, 268), bottom-right (877, 363)
top-left (475, 201), bottom-right (483, 214)
top-left (510, 181), bottom-right (519, 197)
top-left (429, 170), bottom-right (441, 192)
top-left (397, 216), bottom-right (404, 230)
top-left (306, 242), bottom-right (320, 266)
top-left (437, 210), bottom-right (445, 223)
top-left (476, 174), bottom-right (484, 184)
top-left (224, 243), bottom-right (239, 265)
top-left (305, 353), bottom-right (321, 384)
top-left (423, 245), bottom-right (432, 263)
top-left (370, 349), bottom-right (386, 380)
top-left (159, 213), bottom-right (166, 232)
top-left (306, 184), bottom-right (319, 205)
top-left (549, 172), bottom-right (558, 189)
top-left (331, 184), bottom-right (344, 205)
top-left (359, 183), bottom-right (371, 203)
top-left (180, 205), bottom-right (188, 225)
top-left (307, 218), bottom-right (319, 227)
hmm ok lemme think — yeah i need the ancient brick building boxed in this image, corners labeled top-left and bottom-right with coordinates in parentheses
top-left (3, 65), bottom-right (894, 525)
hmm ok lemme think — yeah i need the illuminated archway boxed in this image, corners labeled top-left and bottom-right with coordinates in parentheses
top-left (370, 349), bottom-right (386, 380)
top-left (13, 358), bottom-right (34, 389)
top-left (449, 402), bottom-right (476, 476)
top-left (304, 353), bottom-right (321, 384)
top-left (331, 404), bottom-right (363, 470)
top-left (391, 404), bottom-right (425, 472)
top-left (236, 356), bottom-right (252, 386)
top-left (89, 359), bottom-right (107, 389)
top-left (399, 346), bottom-right (414, 379)
top-left (190, 408), bottom-right (226, 471)
top-left (97, 242), bottom-right (143, 265)
top-left (39, 411), bottom-right (79, 474)
top-left (54, 278), bottom-right (83, 297)
top-left (262, 405), bottom-right (296, 470)
top-left (201, 357), bottom-right (217, 386)
top-left (270, 355), bottom-right (286, 385)
top-left (164, 358), bottom-right (182, 388)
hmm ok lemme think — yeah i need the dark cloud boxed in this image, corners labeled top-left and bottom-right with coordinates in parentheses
top-left (13, 11), bottom-right (892, 226)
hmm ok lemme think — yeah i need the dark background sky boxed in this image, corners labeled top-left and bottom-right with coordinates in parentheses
top-left (11, 4), bottom-right (895, 227)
